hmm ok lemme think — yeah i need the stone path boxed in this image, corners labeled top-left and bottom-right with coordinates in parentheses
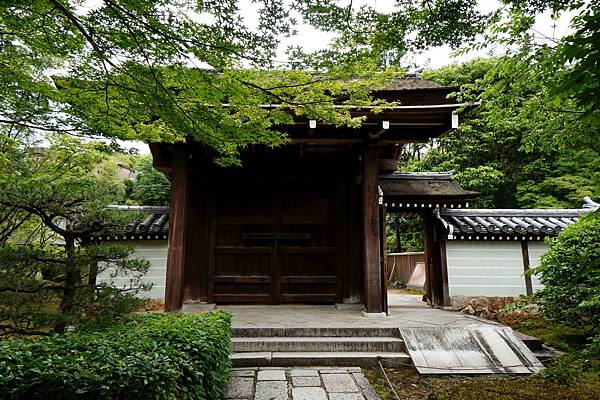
top-left (226, 367), bottom-right (379, 400)
top-left (217, 303), bottom-right (500, 329)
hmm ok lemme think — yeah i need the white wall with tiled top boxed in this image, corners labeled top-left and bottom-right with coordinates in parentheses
top-left (527, 241), bottom-right (547, 292)
top-left (97, 240), bottom-right (168, 299)
top-left (446, 241), bottom-right (547, 297)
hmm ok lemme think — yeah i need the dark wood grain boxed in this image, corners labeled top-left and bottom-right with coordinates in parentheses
top-left (362, 147), bottom-right (383, 313)
top-left (164, 145), bottom-right (189, 311)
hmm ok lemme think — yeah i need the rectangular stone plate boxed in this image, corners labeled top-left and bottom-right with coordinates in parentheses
top-left (399, 326), bottom-right (544, 374)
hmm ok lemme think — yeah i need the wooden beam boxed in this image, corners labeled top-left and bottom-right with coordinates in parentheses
top-left (521, 241), bottom-right (533, 296)
top-left (378, 158), bottom-right (399, 174)
top-left (292, 138), bottom-right (363, 145)
top-left (362, 147), bottom-right (383, 313)
top-left (370, 120), bottom-right (390, 139)
top-left (165, 145), bottom-right (189, 311)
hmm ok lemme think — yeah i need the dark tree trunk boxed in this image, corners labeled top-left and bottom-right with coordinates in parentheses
top-left (395, 227), bottom-right (402, 253)
top-left (56, 235), bottom-right (82, 333)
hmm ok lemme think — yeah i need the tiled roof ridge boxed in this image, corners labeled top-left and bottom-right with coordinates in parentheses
top-left (440, 208), bottom-right (592, 217)
top-left (380, 170), bottom-right (456, 181)
top-left (436, 198), bottom-right (598, 240)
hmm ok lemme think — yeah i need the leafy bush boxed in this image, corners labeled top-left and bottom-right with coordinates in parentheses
top-left (533, 211), bottom-right (600, 333)
top-left (0, 312), bottom-right (232, 400)
top-left (531, 211), bottom-right (600, 381)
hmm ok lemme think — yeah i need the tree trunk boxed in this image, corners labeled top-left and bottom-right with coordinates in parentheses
top-left (395, 227), bottom-right (402, 253)
top-left (56, 235), bottom-right (82, 333)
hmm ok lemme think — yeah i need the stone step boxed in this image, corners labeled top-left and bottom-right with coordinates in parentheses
top-left (232, 326), bottom-right (401, 338)
top-left (232, 336), bottom-right (405, 353)
top-left (231, 351), bottom-right (412, 368)
top-left (514, 331), bottom-right (543, 351)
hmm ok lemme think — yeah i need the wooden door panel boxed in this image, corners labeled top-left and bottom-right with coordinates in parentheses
top-left (277, 184), bottom-right (339, 303)
top-left (211, 184), bottom-right (275, 303)
top-left (210, 178), bottom-right (341, 304)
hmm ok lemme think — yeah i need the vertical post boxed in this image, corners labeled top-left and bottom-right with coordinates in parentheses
top-left (439, 240), bottom-right (451, 307)
top-left (423, 212), bottom-right (438, 306)
top-left (521, 240), bottom-right (533, 296)
top-left (362, 147), bottom-right (383, 313)
top-left (183, 171), bottom-right (209, 302)
top-left (165, 145), bottom-right (189, 311)
top-left (380, 203), bottom-right (388, 314)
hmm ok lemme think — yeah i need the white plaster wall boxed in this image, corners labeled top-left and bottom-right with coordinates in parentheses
top-left (446, 241), bottom-right (529, 297)
top-left (527, 241), bottom-right (548, 292)
top-left (97, 240), bottom-right (168, 299)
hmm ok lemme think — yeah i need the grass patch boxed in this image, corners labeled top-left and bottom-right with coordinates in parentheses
top-left (364, 368), bottom-right (600, 400)
top-left (505, 316), bottom-right (589, 353)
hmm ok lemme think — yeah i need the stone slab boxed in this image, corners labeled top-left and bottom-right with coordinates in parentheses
top-left (322, 373), bottom-right (359, 393)
top-left (290, 368), bottom-right (319, 377)
top-left (226, 377), bottom-right (254, 399)
top-left (231, 369), bottom-right (256, 377)
top-left (329, 394), bottom-right (366, 400)
top-left (254, 381), bottom-right (288, 400)
top-left (291, 376), bottom-right (321, 387)
top-left (400, 326), bottom-right (544, 374)
top-left (257, 369), bottom-right (286, 381)
top-left (291, 387), bottom-right (327, 400)
top-left (229, 368), bottom-right (380, 400)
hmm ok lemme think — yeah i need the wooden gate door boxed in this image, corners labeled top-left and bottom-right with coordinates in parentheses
top-left (210, 179), bottom-right (340, 303)
top-left (210, 181), bottom-right (275, 303)
top-left (276, 182), bottom-right (339, 303)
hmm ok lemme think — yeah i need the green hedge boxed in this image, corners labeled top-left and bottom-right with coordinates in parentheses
top-left (0, 312), bottom-right (232, 400)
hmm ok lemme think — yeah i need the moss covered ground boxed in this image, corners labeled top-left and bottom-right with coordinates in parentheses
top-left (364, 368), bottom-right (600, 400)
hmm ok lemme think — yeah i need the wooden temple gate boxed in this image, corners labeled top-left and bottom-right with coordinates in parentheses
top-left (150, 79), bottom-right (477, 313)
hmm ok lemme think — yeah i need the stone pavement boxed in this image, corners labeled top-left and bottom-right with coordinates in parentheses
top-left (226, 367), bottom-right (379, 400)
top-left (218, 302), bottom-right (500, 329)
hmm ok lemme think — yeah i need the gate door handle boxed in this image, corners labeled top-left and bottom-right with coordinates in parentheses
top-left (276, 233), bottom-right (311, 240)
top-left (243, 232), bottom-right (275, 240)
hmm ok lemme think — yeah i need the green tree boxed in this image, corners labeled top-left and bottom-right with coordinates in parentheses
top-left (0, 1), bottom-right (500, 165)
top-left (0, 135), bottom-right (149, 336)
top-left (125, 156), bottom-right (171, 206)
top-left (401, 56), bottom-right (600, 209)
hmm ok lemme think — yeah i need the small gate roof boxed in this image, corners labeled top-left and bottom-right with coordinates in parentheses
top-left (380, 171), bottom-right (479, 211)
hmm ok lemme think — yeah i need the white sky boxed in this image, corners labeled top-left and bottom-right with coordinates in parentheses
top-left (119, 0), bottom-right (577, 154)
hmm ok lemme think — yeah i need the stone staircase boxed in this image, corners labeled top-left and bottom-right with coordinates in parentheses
top-left (230, 327), bottom-right (412, 367)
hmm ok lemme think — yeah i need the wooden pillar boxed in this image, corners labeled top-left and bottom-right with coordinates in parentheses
top-left (423, 212), bottom-right (438, 306)
top-left (380, 204), bottom-right (388, 314)
top-left (165, 145), bottom-right (189, 311)
top-left (362, 147), bottom-right (383, 313)
top-left (183, 171), bottom-right (209, 302)
top-left (439, 240), bottom-right (451, 307)
top-left (521, 240), bottom-right (533, 296)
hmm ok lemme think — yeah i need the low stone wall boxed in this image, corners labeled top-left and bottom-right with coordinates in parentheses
top-left (450, 296), bottom-right (515, 320)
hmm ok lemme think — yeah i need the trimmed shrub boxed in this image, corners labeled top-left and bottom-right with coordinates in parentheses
top-left (0, 312), bottom-right (231, 400)
top-left (533, 211), bottom-right (600, 332)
